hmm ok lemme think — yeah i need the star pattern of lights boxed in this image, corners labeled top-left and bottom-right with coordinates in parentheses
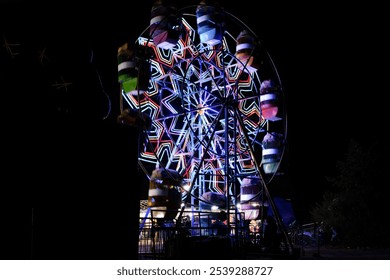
top-left (122, 6), bottom-right (287, 211)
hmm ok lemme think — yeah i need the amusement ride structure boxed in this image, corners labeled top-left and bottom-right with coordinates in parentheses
top-left (117, 0), bottom-right (293, 258)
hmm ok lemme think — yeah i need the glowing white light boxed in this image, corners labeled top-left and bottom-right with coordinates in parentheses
top-left (182, 183), bottom-right (191, 192)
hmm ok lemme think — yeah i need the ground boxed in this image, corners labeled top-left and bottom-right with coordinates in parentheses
top-left (300, 246), bottom-right (390, 260)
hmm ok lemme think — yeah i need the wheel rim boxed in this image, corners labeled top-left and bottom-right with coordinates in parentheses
top-left (122, 4), bottom-right (287, 217)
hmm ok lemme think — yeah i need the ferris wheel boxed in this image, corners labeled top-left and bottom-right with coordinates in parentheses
top-left (118, 1), bottom-right (287, 225)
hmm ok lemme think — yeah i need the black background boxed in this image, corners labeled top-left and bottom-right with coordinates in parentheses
top-left (1, 0), bottom-right (388, 259)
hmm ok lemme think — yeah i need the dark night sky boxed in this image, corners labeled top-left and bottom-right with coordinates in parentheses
top-left (1, 0), bottom-right (388, 259)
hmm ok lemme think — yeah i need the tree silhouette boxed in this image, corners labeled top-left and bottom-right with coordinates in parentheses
top-left (310, 138), bottom-right (390, 248)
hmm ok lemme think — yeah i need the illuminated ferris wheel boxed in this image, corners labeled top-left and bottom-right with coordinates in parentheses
top-left (118, 1), bottom-right (287, 224)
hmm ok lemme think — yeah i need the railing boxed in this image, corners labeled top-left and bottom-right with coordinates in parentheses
top-left (288, 222), bottom-right (324, 256)
top-left (138, 209), bottom-right (247, 259)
